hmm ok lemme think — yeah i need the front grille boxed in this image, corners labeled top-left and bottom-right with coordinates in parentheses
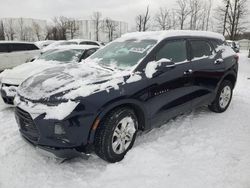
top-left (15, 107), bottom-right (39, 142)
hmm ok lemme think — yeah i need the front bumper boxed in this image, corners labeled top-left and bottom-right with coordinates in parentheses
top-left (21, 134), bottom-right (89, 159)
top-left (15, 106), bottom-right (97, 159)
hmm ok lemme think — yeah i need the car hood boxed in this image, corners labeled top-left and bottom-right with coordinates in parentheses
top-left (18, 62), bottom-right (128, 101)
top-left (0, 60), bottom-right (61, 85)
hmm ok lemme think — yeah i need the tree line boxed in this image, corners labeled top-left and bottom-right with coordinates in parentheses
top-left (135, 0), bottom-right (248, 40)
top-left (0, 13), bottom-right (121, 42)
top-left (0, 0), bottom-right (249, 42)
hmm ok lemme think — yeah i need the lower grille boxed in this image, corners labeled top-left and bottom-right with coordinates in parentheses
top-left (15, 107), bottom-right (39, 142)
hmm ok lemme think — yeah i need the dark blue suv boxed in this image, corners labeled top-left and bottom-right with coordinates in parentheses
top-left (14, 31), bottom-right (238, 163)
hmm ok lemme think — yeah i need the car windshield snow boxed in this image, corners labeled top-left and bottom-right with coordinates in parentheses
top-left (38, 49), bottom-right (84, 63)
top-left (89, 39), bottom-right (157, 69)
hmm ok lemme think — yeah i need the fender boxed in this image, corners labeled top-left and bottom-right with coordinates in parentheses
top-left (215, 69), bottom-right (237, 94)
top-left (87, 98), bottom-right (149, 144)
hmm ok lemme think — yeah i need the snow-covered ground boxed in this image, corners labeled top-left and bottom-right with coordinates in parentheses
top-left (0, 52), bottom-right (250, 188)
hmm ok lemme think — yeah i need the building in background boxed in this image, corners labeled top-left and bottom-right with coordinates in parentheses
top-left (1, 18), bottom-right (47, 41)
top-left (76, 20), bottom-right (128, 43)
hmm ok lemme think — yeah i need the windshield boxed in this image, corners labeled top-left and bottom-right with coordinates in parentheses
top-left (38, 49), bottom-right (84, 63)
top-left (89, 39), bottom-right (157, 69)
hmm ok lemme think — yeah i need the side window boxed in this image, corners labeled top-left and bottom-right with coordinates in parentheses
top-left (10, 44), bottom-right (27, 52)
top-left (80, 41), bottom-right (88, 45)
top-left (0, 44), bottom-right (9, 53)
top-left (156, 40), bottom-right (187, 63)
top-left (190, 40), bottom-right (213, 59)
top-left (84, 49), bottom-right (97, 59)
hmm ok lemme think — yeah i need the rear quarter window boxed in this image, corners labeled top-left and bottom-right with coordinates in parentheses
top-left (190, 40), bottom-right (214, 58)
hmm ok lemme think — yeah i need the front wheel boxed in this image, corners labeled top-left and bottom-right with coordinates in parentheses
top-left (94, 107), bottom-right (138, 163)
top-left (209, 80), bottom-right (233, 113)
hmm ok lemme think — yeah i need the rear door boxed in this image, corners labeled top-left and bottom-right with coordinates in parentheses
top-left (144, 39), bottom-right (195, 127)
top-left (188, 39), bottom-right (225, 107)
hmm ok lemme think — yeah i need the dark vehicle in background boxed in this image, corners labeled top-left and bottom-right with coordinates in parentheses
top-left (0, 45), bottom-right (99, 105)
top-left (14, 31), bottom-right (238, 163)
top-left (0, 42), bottom-right (40, 71)
top-left (226, 40), bottom-right (240, 53)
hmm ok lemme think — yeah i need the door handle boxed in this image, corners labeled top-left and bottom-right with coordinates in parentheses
top-left (214, 58), bottom-right (224, 65)
top-left (184, 69), bottom-right (193, 75)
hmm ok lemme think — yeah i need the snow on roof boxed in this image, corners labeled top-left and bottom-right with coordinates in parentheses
top-left (52, 45), bottom-right (99, 50)
top-left (119, 30), bottom-right (225, 42)
top-left (69, 39), bottom-right (100, 44)
top-left (0, 41), bottom-right (36, 44)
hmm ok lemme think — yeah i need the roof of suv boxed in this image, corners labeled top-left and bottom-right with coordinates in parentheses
top-left (119, 30), bottom-right (225, 42)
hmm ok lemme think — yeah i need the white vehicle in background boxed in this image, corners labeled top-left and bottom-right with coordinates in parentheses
top-left (68, 39), bottom-right (105, 46)
top-left (0, 42), bottom-right (40, 72)
top-left (0, 45), bottom-right (99, 105)
top-left (35, 40), bottom-right (55, 49)
top-left (41, 40), bottom-right (77, 52)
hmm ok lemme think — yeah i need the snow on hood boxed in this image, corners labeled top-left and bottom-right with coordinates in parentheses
top-left (16, 60), bottom-right (143, 120)
top-left (0, 60), bottom-right (62, 85)
top-left (18, 61), bottom-right (132, 101)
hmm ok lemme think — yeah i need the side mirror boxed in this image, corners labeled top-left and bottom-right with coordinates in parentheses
top-left (156, 59), bottom-right (176, 71)
top-left (145, 59), bottom-right (176, 78)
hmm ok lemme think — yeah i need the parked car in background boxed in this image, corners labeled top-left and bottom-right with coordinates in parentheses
top-left (0, 42), bottom-right (40, 72)
top-left (69, 39), bottom-right (105, 46)
top-left (14, 30), bottom-right (238, 163)
top-left (0, 45), bottom-right (99, 105)
top-left (35, 40), bottom-right (55, 49)
top-left (226, 40), bottom-right (240, 53)
top-left (41, 40), bottom-right (78, 52)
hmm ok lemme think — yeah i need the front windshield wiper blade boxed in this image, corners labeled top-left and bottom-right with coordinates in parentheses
top-left (99, 65), bottom-right (114, 72)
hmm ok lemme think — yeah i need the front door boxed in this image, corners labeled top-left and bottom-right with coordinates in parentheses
top-left (144, 39), bottom-right (195, 127)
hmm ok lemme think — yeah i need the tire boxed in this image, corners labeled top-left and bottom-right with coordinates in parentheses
top-left (94, 107), bottom-right (138, 163)
top-left (209, 80), bottom-right (233, 113)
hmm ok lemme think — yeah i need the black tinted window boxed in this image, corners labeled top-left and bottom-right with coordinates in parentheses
top-left (80, 41), bottom-right (99, 46)
top-left (85, 49), bottom-right (97, 58)
top-left (156, 40), bottom-right (187, 62)
top-left (10, 43), bottom-right (39, 52)
top-left (0, 44), bottom-right (9, 53)
top-left (191, 40), bottom-right (213, 58)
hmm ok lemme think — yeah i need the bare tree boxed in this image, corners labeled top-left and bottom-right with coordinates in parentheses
top-left (176, 0), bottom-right (190, 30)
top-left (18, 18), bottom-right (26, 40)
top-left (104, 18), bottom-right (118, 42)
top-left (189, 0), bottom-right (202, 30)
top-left (32, 21), bottom-right (42, 41)
top-left (92, 12), bottom-right (102, 41)
top-left (136, 6), bottom-right (151, 32)
top-left (53, 16), bottom-right (69, 40)
top-left (155, 8), bottom-right (172, 30)
top-left (0, 20), bottom-right (5, 40)
top-left (215, 0), bottom-right (248, 40)
top-left (136, 15), bottom-right (144, 31)
top-left (67, 19), bottom-right (79, 39)
top-left (5, 19), bottom-right (15, 40)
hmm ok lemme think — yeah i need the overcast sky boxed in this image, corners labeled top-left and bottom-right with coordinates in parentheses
top-left (0, 0), bottom-right (249, 30)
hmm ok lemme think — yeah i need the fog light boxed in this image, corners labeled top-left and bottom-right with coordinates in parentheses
top-left (54, 123), bottom-right (66, 135)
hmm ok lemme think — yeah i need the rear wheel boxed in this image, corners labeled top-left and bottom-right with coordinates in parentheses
top-left (94, 107), bottom-right (138, 163)
top-left (209, 80), bottom-right (233, 113)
